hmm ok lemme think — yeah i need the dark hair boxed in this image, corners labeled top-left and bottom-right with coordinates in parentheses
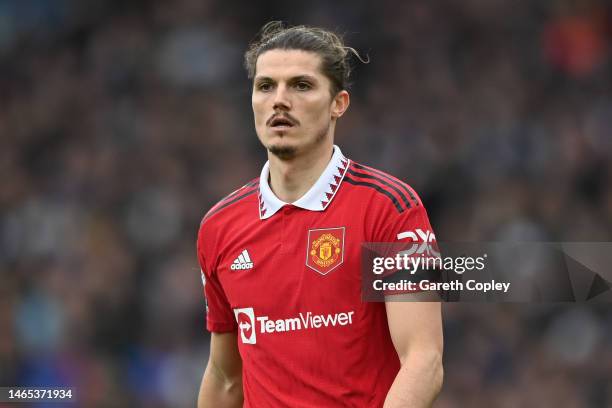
top-left (244, 21), bottom-right (367, 96)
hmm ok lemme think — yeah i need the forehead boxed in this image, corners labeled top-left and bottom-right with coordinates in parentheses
top-left (255, 49), bottom-right (324, 79)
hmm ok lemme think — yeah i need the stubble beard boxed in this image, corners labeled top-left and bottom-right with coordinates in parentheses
top-left (267, 123), bottom-right (330, 161)
top-left (268, 144), bottom-right (298, 160)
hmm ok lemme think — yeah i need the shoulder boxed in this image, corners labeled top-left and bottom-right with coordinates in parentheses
top-left (344, 161), bottom-right (435, 242)
top-left (199, 177), bottom-right (260, 233)
top-left (343, 161), bottom-right (422, 214)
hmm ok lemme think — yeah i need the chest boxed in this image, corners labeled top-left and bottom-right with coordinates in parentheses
top-left (215, 206), bottom-right (365, 314)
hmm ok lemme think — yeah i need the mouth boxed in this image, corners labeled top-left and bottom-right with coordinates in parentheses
top-left (267, 115), bottom-right (297, 129)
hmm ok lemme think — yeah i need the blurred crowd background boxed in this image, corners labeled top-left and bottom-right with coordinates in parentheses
top-left (1, 0), bottom-right (611, 406)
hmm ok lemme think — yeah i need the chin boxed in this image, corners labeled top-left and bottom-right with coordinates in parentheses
top-left (266, 141), bottom-right (299, 159)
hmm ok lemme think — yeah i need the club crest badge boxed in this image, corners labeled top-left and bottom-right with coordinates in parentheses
top-left (306, 227), bottom-right (345, 275)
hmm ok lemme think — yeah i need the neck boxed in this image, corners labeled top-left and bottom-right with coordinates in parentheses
top-left (268, 142), bottom-right (334, 203)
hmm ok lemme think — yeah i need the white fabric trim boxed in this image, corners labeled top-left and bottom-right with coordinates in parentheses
top-left (258, 145), bottom-right (350, 219)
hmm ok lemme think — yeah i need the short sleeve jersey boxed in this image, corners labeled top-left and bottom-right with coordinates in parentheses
top-left (197, 145), bottom-right (436, 407)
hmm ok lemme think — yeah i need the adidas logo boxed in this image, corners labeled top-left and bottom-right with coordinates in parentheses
top-left (231, 249), bottom-right (254, 270)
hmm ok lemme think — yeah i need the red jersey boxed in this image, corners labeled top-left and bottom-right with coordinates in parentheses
top-left (197, 146), bottom-right (436, 407)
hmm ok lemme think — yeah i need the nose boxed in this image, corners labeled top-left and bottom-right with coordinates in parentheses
top-left (272, 84), bottom-right (291, 111)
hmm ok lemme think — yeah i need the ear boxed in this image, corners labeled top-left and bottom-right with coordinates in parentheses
top-left (331, 90), bottom-right (350, 119)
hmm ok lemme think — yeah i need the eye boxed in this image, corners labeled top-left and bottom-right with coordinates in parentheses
top-left (257, 82), bottom-right (273, 92)
top-left (295, 81), bottom-right (311, 91)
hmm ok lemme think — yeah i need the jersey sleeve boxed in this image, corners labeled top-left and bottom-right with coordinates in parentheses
top-left (375, 203), bottom-right (436, 245)
top-left (372, 194), bottom-right (440, 296)
top-left (197, 227), bottom-right (237, 333)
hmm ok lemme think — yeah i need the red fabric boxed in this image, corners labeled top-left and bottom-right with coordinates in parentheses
top-left (197, 160), bottom-right (435, 407)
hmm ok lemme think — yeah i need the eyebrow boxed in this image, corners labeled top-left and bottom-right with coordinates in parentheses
top-left (254, 75), bottom-right (318, 83)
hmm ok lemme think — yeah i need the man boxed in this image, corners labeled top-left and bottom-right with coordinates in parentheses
top-left (197, 22), bottom-right (443, 407)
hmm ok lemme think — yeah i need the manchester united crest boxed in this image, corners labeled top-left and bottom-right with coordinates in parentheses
top-left (306, 227), bottom-right (345, 275)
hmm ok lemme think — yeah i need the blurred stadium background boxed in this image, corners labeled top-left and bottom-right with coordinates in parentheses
top-left (1, 0), bottom-right (612, 406)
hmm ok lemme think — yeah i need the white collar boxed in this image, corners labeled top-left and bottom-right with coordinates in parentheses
top-left (258, 145), bottom-right (350, 219)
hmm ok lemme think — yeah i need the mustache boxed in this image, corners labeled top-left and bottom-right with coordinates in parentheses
top-left (266, 113), bottom-right (299, 126)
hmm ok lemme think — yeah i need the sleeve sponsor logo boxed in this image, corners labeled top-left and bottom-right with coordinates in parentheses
top-left (396, 229), bottom-right (440, 257)
top-left (396, 228), bottom-right (436, 242)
